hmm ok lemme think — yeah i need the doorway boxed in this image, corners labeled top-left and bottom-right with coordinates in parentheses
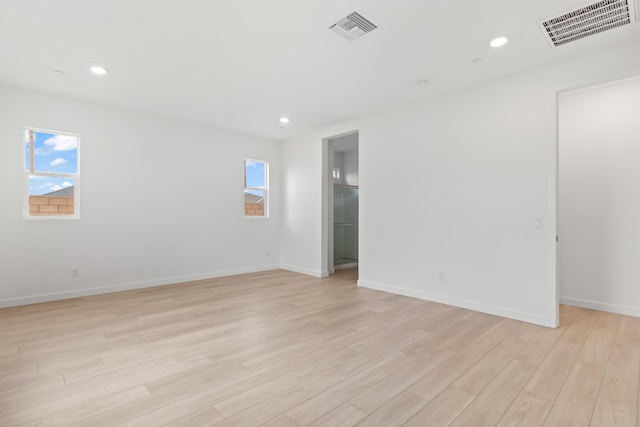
top-left (323, 131), bottom-right (359, 275)
top-left (558, 75), bottom-right (640, 318)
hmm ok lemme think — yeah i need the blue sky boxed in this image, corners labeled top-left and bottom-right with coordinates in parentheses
top-left (26, 131), bottom-right (78, 195)
top-left (245, 160), bottom-right (266, 196)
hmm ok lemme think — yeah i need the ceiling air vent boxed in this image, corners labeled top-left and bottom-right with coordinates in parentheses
top-left (330, 12), bottom-right (377, 41)
top-left (539, 0), bottom-right (638, 47)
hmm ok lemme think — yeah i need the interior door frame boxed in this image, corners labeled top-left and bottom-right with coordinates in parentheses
top-left (554, 65), bottom-right (640, 327)
top-left (321, 129), bottom-right (359, 276)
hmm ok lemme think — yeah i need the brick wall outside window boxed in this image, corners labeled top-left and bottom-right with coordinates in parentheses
top-left (244, 202), bottom-right (264, 216)
top-left (29, 196), bottom-right (74, 216)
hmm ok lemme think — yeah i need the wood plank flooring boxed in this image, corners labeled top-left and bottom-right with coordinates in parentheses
top-left (1, 268), bottom-right (639, 426)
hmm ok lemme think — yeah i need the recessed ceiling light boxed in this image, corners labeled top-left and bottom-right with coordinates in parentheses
top-left (53, 69), bottom-right (66, 75)
top-left (415, 79), bottom-right (430, 87)
top-left (90, 65), bottom-right (108, 76)
top-left (489, 36), bottom-right (508, 48)
top-left (279, 117), bottom-right (290, 125)
top-left (472, 57), bottom-right (483, 64)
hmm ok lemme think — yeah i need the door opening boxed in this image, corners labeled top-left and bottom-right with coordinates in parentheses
top-left (558, 75), bottom-right (640, 319)
top-left (323, 131), bottom-right (359, 276)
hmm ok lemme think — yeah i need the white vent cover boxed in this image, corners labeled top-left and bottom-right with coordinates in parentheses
top-left (539, 0), bottom-right (638, 47)
top-left (330, 12), bottom-right (377, 41)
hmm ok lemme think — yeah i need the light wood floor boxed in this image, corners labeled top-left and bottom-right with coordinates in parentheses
top-left (1, 269), bottom-right (639, 426)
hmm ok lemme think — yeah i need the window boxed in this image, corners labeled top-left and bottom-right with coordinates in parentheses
top-left (333, 167), bottom-right (341, 181)
top-left (24, 128), bottom-right (79, 218)
top-left (244, 159), bottom-right (268, 217)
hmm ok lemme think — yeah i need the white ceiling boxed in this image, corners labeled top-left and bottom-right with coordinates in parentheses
top-left (1, 0), bottom-right (639, 140)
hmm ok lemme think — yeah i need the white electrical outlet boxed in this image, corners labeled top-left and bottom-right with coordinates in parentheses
top-left (439, 272), bottom-right (445, 282)
top-left (71, 268), bottom-right (79, 277)
top-left (266, 249), bottom-right (269, 257)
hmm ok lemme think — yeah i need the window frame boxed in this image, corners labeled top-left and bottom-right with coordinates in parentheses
top-left (23, 127), bottom-right (80, 220)
top-left (244, 159), bottom-right (269, 219)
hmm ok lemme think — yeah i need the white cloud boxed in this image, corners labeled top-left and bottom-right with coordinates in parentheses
top-left (32, 179), bottom-right (74, 195)
top-left (245, 160), bottom-right (260, 168)
top-left (44, 135), bottom-right (78, 151)
top-left (37, 182), bottom-right (60, 191)
top-left (50, 158), bottom-right (67, 167)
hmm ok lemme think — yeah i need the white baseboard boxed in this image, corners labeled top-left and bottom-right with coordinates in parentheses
top-left (0, 265), bottom-right (280, 308)
top-left (560, 296), bottom-right (640, 318)
top-left (280, 265), bottom-right (327, 278)
top-left (358, 279), bottom-right (556, 328)
top-left (335, 263), bottom-right (358, 270)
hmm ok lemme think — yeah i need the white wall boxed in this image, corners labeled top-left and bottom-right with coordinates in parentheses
top-left (279, 134), bottom-right (324, 276)
top-left (0, 84), bottom-right (281, 307)
top-left (333, 151), bottom-right (346, 185)
top-left (280, 41), bottom-right (640, 327)
top-left (342, 150), bottom-right (359, 186)
top-left (331, 150), bottom-right (359, 186)
top-left (559, 76), bottom-right (640, 317)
